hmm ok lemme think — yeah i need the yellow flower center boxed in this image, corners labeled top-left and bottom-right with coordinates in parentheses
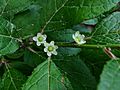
top-left (76, 36), bottom-right (81, 42)
top-left (48, 46), bottom-right (54, 52)
top-left (38, 36), bottom-right (43, 42)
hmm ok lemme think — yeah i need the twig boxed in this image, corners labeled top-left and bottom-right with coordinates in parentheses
top-left (103, 47), bottom-right (117, 59)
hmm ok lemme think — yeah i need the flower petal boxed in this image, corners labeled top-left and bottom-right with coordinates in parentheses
top-left (82, 34), bottom-right (85, 38)
top-left (50, 41), bottom-right (55, 45)
top-left (44, 42), bottom-right (49, 47)
top-left (44, 34), bottom-right (47, 39)
top-left (37, 33), bottom-right (42, 37)
top-left (36, 42), bottom-right (41, 46)
top-left (78, 40), bottom-right (86, 45)
top-left (33, 37), bottom-right (37, 41)
top-left (81, 40), bottom-right (86, 44)
top-left (75, 31), bottom-right (79, 37)
top-left (44, 48), bottom-right (48, 52)
top-left (47, 52), bottom-right (52, 57)
top-left (52, 51), bottom-right (57, 55)
top-left (54, 45), bottom-right (58, 49)
top-left (72, 34), bottom-right (75, 40)
top-left (75, 39), bottom-right (81, 44)
top-left (42, 40), bottom-right (46, 44)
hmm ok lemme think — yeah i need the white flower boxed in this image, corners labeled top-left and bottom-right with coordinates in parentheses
top-left (72, 31), bottom-right (86, 45)
top-left (33, 33), bottom-right (47, 46)
top-left (44, 41), bottom-right (58, 57)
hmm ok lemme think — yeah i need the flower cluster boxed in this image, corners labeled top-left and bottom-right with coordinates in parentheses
top-left (33, 33), bottom-right (58, 57)
top-left (33, 31), bottom-right (86, 57)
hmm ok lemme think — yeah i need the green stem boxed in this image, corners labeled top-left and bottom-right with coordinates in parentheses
top-left (56, 42), bottom-right (120, 49)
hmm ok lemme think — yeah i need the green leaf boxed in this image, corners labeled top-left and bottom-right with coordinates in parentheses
top-left (112, 49), bottom-right (120, 58)
top-left (1, 66), bottom-right (27, 90)
top-left (10, 61), bottom-right (33, 76)
top-left (58, 47), bottom-right (81, 56)
top-left (54, 55), bottom-right (97, 90)
top-left (72, 24), bottom-right (92, 33)
top-left (82, 18), bottom-right (98, 25)
top-left (13, 0), bottom-right (120, 38)
top-left (22, 60), bottom-right (72, 90)
top-left (35, 0), bottom-right (120, 27)
top-left (6, 49), bottom-right (24, 59)
top-left (98, 59), bottom-right (120, 90)
top-left (0, 77), bottom-right (2, 89)
top-left (80, 49), bottom-right (109, 82)
top-left (47, 29), bottom-right (75, 42)
top-left (0, 17), bottom-right (19, 55)
top-left (91, 12), bottom-right (120, 44)
top-left (0, 0), bottom-right (31, 17)
top-left (0, 63), bottom-right (4, 77)
top-left (12, 7), bottom-right (40, 39)
top-left (24, 49), bottom-right (46, 67)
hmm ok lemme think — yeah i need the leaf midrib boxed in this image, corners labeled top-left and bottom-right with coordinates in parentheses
top-left (41, 0), bottom-right (69, 32)
top-left (5, 64), bottom-right (18, 90)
